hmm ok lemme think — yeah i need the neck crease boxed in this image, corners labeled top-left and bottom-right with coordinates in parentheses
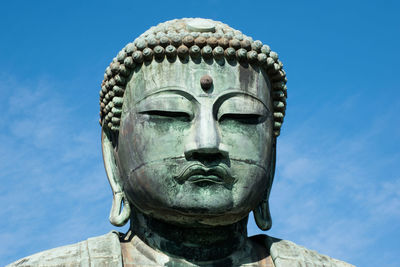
top-left (129, 209), bottom-right (248, 261)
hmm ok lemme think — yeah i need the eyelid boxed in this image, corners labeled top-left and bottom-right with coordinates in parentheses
top-left (216, 96), bottom-right (268, 121)
top-left (136, 95), bottom-right (193, 118)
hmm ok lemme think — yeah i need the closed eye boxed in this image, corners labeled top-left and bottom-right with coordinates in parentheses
top-left (139, 110), bottom-right (192, 121)
top-left (219, 113), bottom-right (265, 124)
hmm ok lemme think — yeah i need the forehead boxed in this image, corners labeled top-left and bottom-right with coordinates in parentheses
top-left (124, 60), bottom-right (271, 105)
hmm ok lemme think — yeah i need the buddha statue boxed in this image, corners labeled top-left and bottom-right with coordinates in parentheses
top-left (8, 18), bottom-right (354, 267)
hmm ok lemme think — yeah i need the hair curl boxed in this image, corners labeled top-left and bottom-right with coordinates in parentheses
top-left (100, 18), bottom-right (287, 137)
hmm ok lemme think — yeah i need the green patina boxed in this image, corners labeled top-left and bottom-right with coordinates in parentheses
top-left (7, 18), bottom-right (354, 267)
top-left (102, 44), bottom-right (276, 263)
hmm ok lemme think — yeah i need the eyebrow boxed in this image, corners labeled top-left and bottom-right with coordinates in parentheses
top-left (135, 87), bottom-right (268, 112)
top-left (135, 86), bottom-right (198, 104)
top-left (212, 89), bottom-right (269, 111)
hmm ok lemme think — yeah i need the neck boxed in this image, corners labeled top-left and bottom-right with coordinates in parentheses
top-left (129, 208), bottom-right (248, 261)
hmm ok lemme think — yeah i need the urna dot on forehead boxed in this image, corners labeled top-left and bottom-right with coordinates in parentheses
top-left (99, 18), bottom-right (287, 137)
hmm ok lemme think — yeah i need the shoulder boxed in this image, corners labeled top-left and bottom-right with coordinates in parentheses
top-left (250, 235), bottom-right (355, 267)
top-left (7, 231), bottom-right (123, 267)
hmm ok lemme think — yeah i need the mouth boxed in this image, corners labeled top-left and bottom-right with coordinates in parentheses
top-left (187, 174), bottom-right (224, 184)
top-left (173, 163), bottom-right (236, 186)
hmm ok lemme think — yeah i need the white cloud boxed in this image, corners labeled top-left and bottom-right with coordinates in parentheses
top-left (0, 75), bottom-right (113, 265)
top-left (1, 74), bottom-right (398, 267)
top-left (260, 94), bottom-right (400, 266)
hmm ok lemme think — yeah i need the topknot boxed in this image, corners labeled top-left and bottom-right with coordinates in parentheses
top-left (100, 18), bottom-right (287, 137)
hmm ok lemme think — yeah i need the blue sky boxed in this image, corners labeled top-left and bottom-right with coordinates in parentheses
top-left (1, 0), bottom-right (399, 266)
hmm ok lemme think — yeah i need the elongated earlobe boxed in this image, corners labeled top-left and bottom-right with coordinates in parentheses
top-left (253, 139), bottom-right (276, 231)
top-left (253, 197), bottom-right (272, 230)
top-left (102, 128), bottom-right (131, 226)
top-left (109, 191), bottom-right (131, 226)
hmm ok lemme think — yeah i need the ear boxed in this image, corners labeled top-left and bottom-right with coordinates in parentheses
top-left (102, 127), bottom-right (131, 227)
top-left (253, 138), bottom-right (276, 231)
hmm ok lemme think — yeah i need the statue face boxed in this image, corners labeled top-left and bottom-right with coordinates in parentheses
top-left (116, 59), bottom-right (274, 226)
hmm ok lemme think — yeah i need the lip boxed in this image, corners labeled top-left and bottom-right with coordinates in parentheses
top-left (187, 174), bottom-right (224, 184)
top-left (173, 163), bottom-right (236, 185)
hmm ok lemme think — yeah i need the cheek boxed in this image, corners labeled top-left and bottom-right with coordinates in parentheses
top-left (219, 121), bottom-right (271, 162)
top-left (230, 162), bottom-right (269, 210)
top-left (124, 159), bottom-right (184, 209)
top-left (118, 112), bottom-right (190, 168)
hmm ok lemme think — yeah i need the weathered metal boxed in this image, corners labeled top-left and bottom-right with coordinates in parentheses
top-left (99, 18), bottom-right (288, 137)
top-left (7, 18), bottom-right (354, 267)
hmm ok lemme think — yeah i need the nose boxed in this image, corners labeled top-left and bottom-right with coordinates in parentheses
top-left (184, 108), bottom-right (229, 160)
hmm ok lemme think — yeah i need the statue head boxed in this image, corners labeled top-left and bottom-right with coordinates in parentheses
top-left (100, 18), bottom-right (287, 231)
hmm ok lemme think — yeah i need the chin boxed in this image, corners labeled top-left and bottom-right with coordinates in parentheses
top-left (143, 207), bottom-right (252, 227)
top-left (123, 160), bottom-right (267, 227)
top-left (128, 186), bottom-right (258, 227)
